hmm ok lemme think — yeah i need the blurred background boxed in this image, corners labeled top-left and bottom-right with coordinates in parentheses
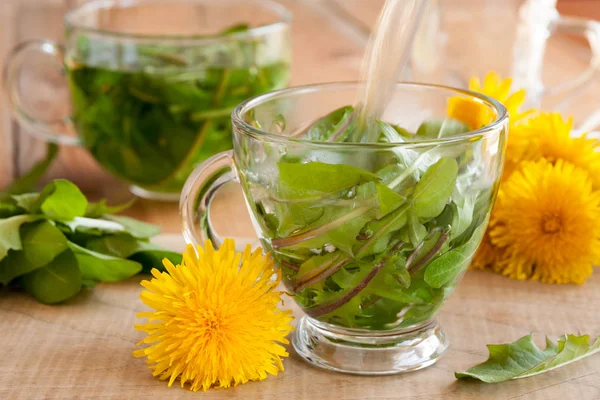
top-left (0, 0), bottom-right (598, 201)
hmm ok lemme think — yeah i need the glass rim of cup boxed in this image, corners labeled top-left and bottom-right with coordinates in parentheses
top-left (232, 81), bottom-right (509, 150)
top-left (64, 0), bottom-right (291, 43)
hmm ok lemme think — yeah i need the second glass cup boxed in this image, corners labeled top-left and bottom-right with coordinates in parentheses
top-left (181, 82), bottom-right (508, 374)
top-left (4, 0), bottom-right (291, 200)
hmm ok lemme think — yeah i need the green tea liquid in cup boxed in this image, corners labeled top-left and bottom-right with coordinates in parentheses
top-left (180, 82), bottom-right (508, 375)
top-left (5, 0), bottom-right (291, 200)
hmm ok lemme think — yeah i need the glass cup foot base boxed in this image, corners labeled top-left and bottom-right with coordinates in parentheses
top-left (129, 185), bottom-right (179, 202)
top-left (292, 317), bottom-right (449, 375)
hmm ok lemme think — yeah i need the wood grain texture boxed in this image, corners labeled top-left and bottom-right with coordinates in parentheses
top-left (1, 1), bottom-right (600, 398)
top-left (1, 269), bottom-right (599, 399)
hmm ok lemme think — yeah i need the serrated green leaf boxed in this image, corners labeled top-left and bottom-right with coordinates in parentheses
top-left (19, 250), bottom-right (82, 304)
top-left (456, 333), bottom-right (600, 383)
top-left (129, 249), bottom-right (183, 273)
top-left (35, 179), bottom-right (88, 220)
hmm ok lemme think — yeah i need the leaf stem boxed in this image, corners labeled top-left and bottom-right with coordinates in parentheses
top-left (293, 254), bottom-right (350, 292)
top-left (387, 147), bottom-right (438, 190)
top-left (279, 260), bottom-right (299, 271)
top-left (328, 109), bottom-right (357, 142)
top-left (271, 206), bottom-right (372, 249)
top-left (407, 229), bottom-right (450, 274)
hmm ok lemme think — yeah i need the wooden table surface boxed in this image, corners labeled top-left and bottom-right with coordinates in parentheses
top-left (2, 0), bottom-right (600, 399)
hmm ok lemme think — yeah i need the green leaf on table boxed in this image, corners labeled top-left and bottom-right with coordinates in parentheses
top-left (85, 198), bottom-right (135, 218)
top-left (85, 234), bottom-right (182, 272)
top-left (456, 333), bottom-right (600, 383)
top-left (20, 220), bottom-right (68, 267)
top-left (278, 162), bottom-right (380, 199)
top-left (19, 250), bottom-right (82, 304)
top-left (0, 143), bottom-right (58, 200)
top-left (35, 179), bottom-right (88, 220)
top-left (85, 234), bottom-right (142, 258)
top-left (424, 223), bottom-right (485, 288)
top-left (103, 215), bottom-right (161, 238)
top-left (412, 158), bottom-right (458, 219)
top-left (0, 251), bottom-right (38, 286)
top-left (129, 249), bottom-right (183, 273)
top-left (68, 241), bottom-right (142, 282)
top-left (0, 215), bottom-right (41, 261)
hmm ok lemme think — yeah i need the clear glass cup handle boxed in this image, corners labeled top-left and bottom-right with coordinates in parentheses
top-left (542, 16), bottom-right (600, 107)
top-left (180, 150), bottom-right (259, 251)
top-left (515, 12), bottom-right (600, 109)
top-left (3, 40), bottom-right (80, 146)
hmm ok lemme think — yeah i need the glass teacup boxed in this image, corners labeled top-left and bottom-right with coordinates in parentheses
top-left (180, 82), bottom-right (508, 374)
top-left (4, 0), bottom-right (291, 200)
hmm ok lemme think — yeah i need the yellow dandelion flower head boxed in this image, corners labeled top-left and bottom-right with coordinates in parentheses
top-left (507, 112), bottom-right (600, 188)
top-left (490, 159), bottom-right (600, 284)
top-left (134, 239), bottom-right (294, 392)
top-left (469, 229), bottom-right (507, 271)
top-left (447, 71), bottom-right (529, 130)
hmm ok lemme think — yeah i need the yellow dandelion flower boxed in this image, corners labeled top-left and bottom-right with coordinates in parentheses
top-left (506, 112), bottom-right (600, 188)
top-left (470, 230), bottom-right (507, 270)
top-left (134, 239), bottom-right (294, 392)
top-left (448, 71), bottom-right (530, 130)
top-left (490, 159), bottom-right (600, 284)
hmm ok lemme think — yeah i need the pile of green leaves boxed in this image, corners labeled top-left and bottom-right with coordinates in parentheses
top-left (67, 23), bottom-right (290, 193)
top-left (250, 106), bottom-right (493, 330)
top-left (0, 169), bottom-right (181, 304)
